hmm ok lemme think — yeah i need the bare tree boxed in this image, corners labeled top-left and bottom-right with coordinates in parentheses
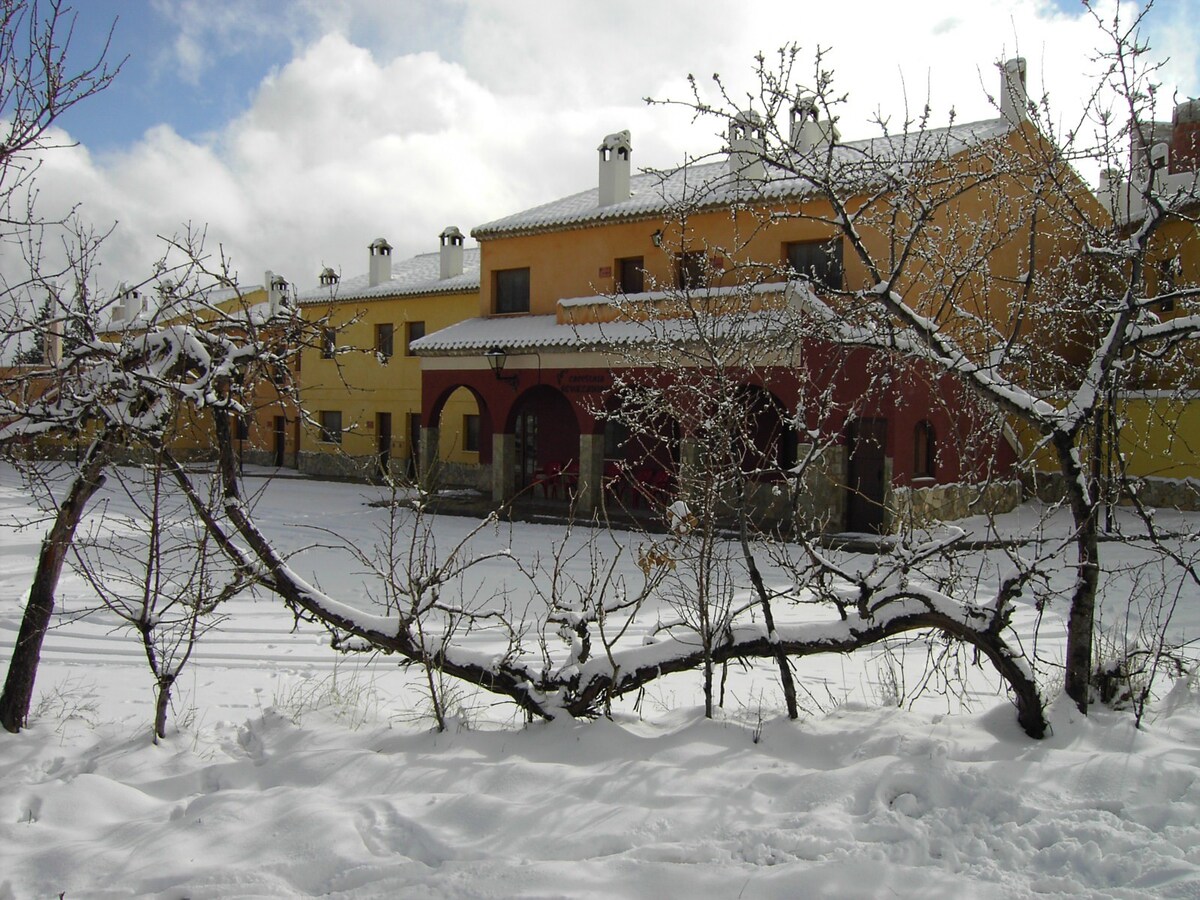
top-left (0, 0), bottom-right (121, 732)
top-left (641, 1), bottom-right (1199, 714)
top-left (0, 0), bottom-right (121, 350)
top-left (1, 230), bottom-right (307, 732)
top-left (9, 4), bottom-right (1194, 743)
top-left (69, 451), bottom-right (251, 741)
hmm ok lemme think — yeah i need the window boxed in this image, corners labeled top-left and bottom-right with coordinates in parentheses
top-left (604, 418), bottom-right (629, 459)
top-left (406, 321), bottom-right (426, 355)
top-left (319, 410), bottom-right (342, 444)
top-left (778, 425), bottom-right (799, 471)
top-left (617, 256), bottom-right (644, 294)
top-left (375, 323), bottom-right (394, 360)
top-left (463, 413), bottom-right (480, 452)
top-left (494, 267), bottom-right (530, 314)
top-left (1158, 257), bottom-right (1180, 313)
top-left (914, 420), bottom-right (936, 478)
top-left (676, 251), bottom-right (708, 290)
top-left (785, 238), bottom-right (844, 290)
top-left (321, 327), bottom-right (336, 359)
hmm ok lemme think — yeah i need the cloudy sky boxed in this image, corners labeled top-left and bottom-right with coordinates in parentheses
top-left (29, 0), bottom-right (1200, 298)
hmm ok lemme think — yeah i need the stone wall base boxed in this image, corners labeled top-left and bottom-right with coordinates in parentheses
top-left (892, 480), bottom-right (1023, 527)
top-left (1023, 471), bottom-right (1200, 511)
top-left (298, 450), bottom-right (377, 481)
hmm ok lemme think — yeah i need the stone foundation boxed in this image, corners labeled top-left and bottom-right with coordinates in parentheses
top-left (892, 480), bottom-right (1023, 527)
top-left (1024, 470), bottom-right (1200, 511)
top-left (432, 460), bottom-right (491, 493)
top-left (298, 450), bottom-right (377, 481)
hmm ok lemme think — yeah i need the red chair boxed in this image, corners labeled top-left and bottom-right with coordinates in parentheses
top-left (560, 460), bottom-right (579, 498)
top-left (539, 461), bottom-right (562, 498)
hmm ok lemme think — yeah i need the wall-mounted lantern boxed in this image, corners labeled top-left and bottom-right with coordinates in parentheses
top-left (485, 346), bottom-right (518, 387)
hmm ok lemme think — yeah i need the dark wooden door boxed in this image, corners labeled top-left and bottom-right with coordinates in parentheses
top-left (846, 417), bottom-right (888, 533)
top-left (273, 416), bottom-right (286, 467)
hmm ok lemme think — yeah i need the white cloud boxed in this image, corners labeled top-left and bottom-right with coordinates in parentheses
top-left (23, 0), bottom-right (1198, 304)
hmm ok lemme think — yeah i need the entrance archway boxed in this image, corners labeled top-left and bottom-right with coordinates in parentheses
top-left (508, 386), bottom-right (581, 495)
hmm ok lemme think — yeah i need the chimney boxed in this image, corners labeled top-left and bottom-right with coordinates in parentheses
top-left (598, 130), bottom-right (632, 206)
top-left (728, 111), bottom-right (765, 181)
top-left (1000, 58), bottom-right (1028, 125)
top-left (439, 226), bottom-right (465, 279)
top-left (122, 284), bottom-right (143, 322)
top-left (1170, 99), bottom-right (1200, 174)
top-left (790, 96), bottom-right (838, 154)
top-left (265, 270), bottom-right (289, 314)
top-left (368, 237), bottom-right (392, 287)
top-left (44, 317), bottom-right (62, 365)
top-left (319, 267), bottom-right (339, 289)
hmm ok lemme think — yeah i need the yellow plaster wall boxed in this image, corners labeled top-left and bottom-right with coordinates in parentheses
top-left (479, 203), bottom-right (852, 319)
top-left (1017, 394), bottom-right (1200, 482)
top-left (299, 290), bottom-right (479, 467)
top-left (478, 125), bottom-right (1097, 371)
top-left (1116, 395), bottom-right (1200, 480)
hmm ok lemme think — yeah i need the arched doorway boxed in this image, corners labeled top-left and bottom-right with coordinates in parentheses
top-left (602, 400), bottom-right (680, 508)
top-left (422, 382), bottom-right (492, 491)
top-left (436, 386), bottom-right (487, 462)
top-left (509, 386), bottom-right (580, 495)
top-left (735, 385), bottom-right (796, 475)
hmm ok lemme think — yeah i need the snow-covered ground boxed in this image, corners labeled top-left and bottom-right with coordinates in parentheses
top-left (2, 464), bottom-right (1199, 898)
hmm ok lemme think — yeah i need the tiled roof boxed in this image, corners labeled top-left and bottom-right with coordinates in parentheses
top-left (296, 248), bottom-right (481, 306)
top-left (411, 283), bottom-right (794, 356)
top-left (472, 118), bottom-right (1015, 239)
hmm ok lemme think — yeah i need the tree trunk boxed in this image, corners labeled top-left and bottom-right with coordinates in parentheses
top-left (154, 675), bottom-right (174, 742)
top-left (1, 436), bottom-right (111, 733)
top-left (739, 505), bottom-right (799, 720)
top-left (1055, 432), bottom-right (1101, 713)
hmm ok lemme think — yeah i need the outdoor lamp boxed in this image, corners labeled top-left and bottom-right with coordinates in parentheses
top-left (485, 346), bottom-right (507, 377)
top-left (485, 346), bottom-right (519, 388)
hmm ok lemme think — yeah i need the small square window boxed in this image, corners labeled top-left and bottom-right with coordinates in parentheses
top-left (406, 321), bottom-right (426, 354)
top-left (321, 327), bottom-right (336, 359)
top-left (785, 239), bottom-right (844, 290)
top-left (1158, 257), bottom-right (1180, 313)
top-left (463, 413), bottom-right (480, 452)
top-left (495, 268), bottom-right (531, 314)
top-left (676, 251), bottom-right (707, 290)
top-left (319, 410), bottom-right (342, 444)
top-left (375, 323), bottom-right (394, 359)
top-left (617, 256), bottom-right (645, 294)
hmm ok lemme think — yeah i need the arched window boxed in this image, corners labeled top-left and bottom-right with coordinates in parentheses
top-left (914, 420), bottom-right (936, 478)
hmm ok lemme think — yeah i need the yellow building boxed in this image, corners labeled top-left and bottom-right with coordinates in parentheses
top-left (413, 61), bottom-right (1076, 529)
top-left (296, 228), bottom-right (483, 484)
top-left (50, 277), bottom-right (299, 468)
top-left (1087, 99), bottom-right (1200, 493)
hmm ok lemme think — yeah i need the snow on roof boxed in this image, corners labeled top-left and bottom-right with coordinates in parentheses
top-left (472, 118), bottom-right (1015, 240)
top-left (103, 282), bottom-right (269, 332)
top-left (412, 283), bottom-right (793, 356)
top-left (296, 248), bottom-right (481, 306)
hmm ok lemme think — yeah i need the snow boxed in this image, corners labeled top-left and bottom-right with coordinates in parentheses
top-left (472, 118), bottom-right (1016, 240)
top-left (413, 289), bottom-right (794, 355)
top-left (294, 248), bottom-right (481, 306)
top-left (3, 464), bottom-right (1200, 898)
